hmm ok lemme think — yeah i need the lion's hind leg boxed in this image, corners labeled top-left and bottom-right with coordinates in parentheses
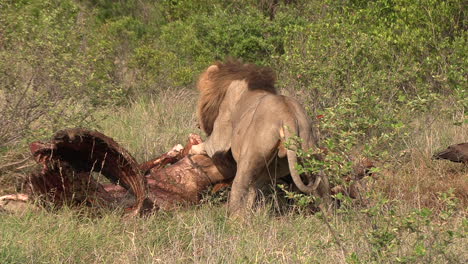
top-left (228, 154), bottom-right (271, 217)
top-left (228, 149), bottom-right (282, 217)
top-left (228, 164), bottom-right (256, 217)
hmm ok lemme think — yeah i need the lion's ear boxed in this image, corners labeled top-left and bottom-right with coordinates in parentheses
top-left (205, 65), bottom-right (219, 75)
top-left (198, 65), bottom-right (219, 92)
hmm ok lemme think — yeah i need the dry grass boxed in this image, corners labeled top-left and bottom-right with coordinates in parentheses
top-left (377, 115), bottom-right (468, 211)
top-left (95, 89), bottom-right (199, 163)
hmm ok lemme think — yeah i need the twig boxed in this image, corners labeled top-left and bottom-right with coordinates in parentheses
top-left (0, 157), bottom-right (30, 171)
top-left (15, 163), bottom-right (36, 170)
top-left (318, 205), bottom-right (348, 262)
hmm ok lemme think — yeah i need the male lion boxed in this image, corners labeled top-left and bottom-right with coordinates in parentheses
top-left (191, 59), bottom-right (331, 215)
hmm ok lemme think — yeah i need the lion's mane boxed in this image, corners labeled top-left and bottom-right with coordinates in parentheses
top-left (197, 59), bottom-right (277, 136)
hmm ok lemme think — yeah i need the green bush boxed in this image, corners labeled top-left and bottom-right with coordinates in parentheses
top-left (0, 0), bottom-right (96, 145)
top-left (279, 0), bottom-right (465, 159)
top-left (129, 4), bottom-right (305, 89)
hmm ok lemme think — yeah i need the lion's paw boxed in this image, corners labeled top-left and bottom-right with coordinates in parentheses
top-left (189, 143), bottom-right (207, 155)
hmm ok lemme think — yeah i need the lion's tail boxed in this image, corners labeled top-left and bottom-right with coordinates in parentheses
top-left (282, 119), bottom-right (321, 195)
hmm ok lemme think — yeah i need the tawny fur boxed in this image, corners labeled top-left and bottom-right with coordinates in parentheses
top-left (195, 59), bottom-right (331, 216)
top-left (197, 59), bottom-right (276, 135)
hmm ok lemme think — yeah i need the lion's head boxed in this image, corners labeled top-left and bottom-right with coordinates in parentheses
top-left (196, 59), bottom-right (277, 136)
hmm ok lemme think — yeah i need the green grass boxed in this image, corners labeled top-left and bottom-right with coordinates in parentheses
top-left (1, 202), bottom-right (466, 263)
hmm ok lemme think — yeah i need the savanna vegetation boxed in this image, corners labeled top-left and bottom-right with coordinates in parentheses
top-left (0, 0), bottom-right (466, 263)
